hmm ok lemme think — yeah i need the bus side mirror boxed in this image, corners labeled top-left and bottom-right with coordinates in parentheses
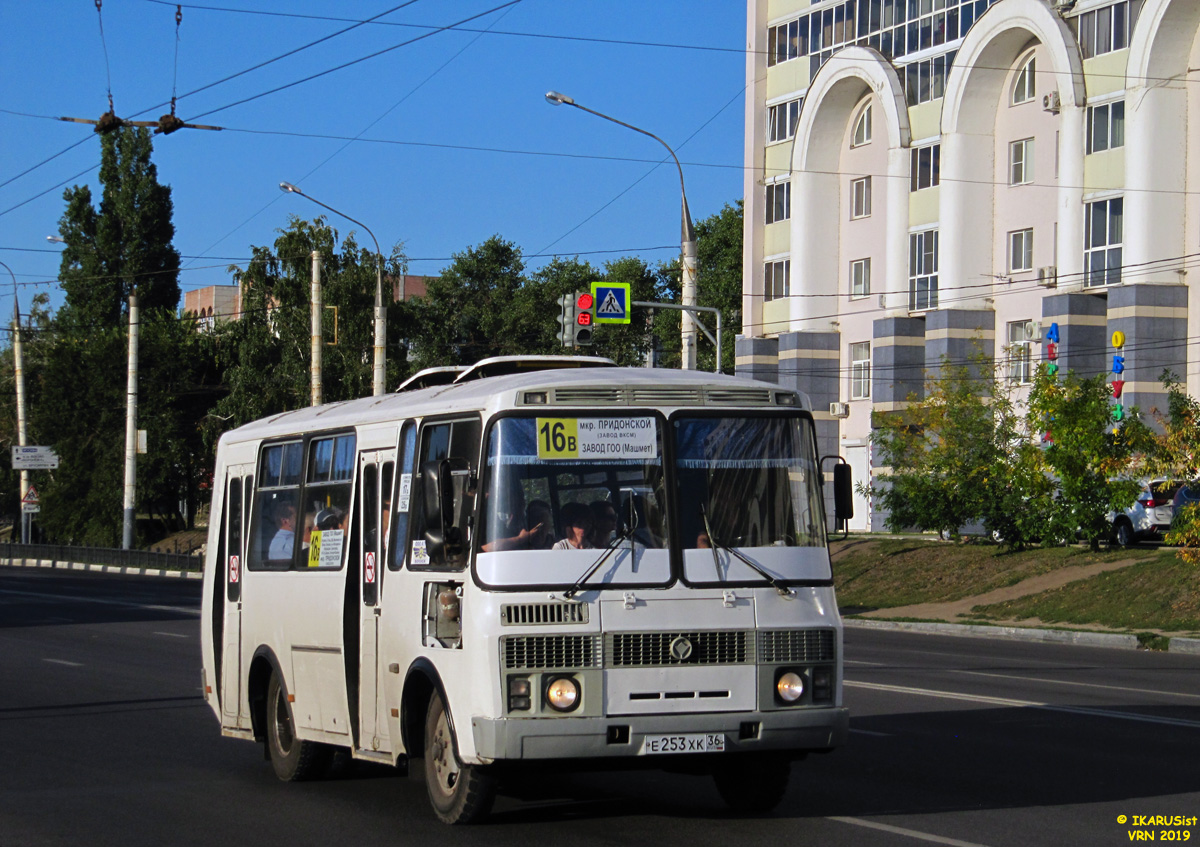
top-left (833, 463), bottom-right (853, 523)
top-left (422, 458), bottom-right (470, 565)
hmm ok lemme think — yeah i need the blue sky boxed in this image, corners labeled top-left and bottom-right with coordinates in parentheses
top-left (1, 1), bottom-right (747, 318)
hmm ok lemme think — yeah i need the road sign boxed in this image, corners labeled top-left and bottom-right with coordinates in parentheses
top-left (591, 282), bottom-right (631, 324)
top-left (21, 485), bottom-right (39, 505)
top-left (12, 446), bottom-right (58, 470)
top-left (22, 503), bottom-right (39, 514)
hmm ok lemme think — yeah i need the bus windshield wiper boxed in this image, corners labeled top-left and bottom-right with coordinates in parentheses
top-left (563, 525), bottom-right (634, 600)
top-left (699, 503), bottom-right (792, 596)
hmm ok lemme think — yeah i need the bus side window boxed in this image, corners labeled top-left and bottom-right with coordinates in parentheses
top-left (390, 422), bottom-right (416, 571)
top-left (361, 463), bottom-right (379, 605)
top-left (227, 478), bottom-right (242, 601)
top-left (410, 418), bottom-right (479, 571)
top-left (250, 441), bottom-right (303, 571)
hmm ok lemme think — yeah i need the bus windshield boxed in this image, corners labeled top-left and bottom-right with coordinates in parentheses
top-left (675, 414), bottom-right (831, 586)
top-left (475, 415), bottom-right (671, 590)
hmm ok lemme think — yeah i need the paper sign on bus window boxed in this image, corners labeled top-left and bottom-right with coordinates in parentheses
top-left (397, 473), bottom-right (413, 513)
top-left (411, 539), bottom-right (430, 566)
top-left (536, 417), bottom-right (657, 461)
top-left (307, 529), bottom-right (344, 568)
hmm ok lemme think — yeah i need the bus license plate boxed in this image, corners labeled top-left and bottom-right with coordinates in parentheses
top-left (641, 733), bottom-right (725, 755)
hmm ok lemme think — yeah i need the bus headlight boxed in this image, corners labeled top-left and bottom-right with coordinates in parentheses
top-left (545, 676), bottom-right (581, 712)
top-left (776, 671), bottom-right (805, 703)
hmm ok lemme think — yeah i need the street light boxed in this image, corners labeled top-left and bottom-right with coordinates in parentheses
top-left (0, 261), bottom-right (30, 544)
top-left (279, 182), bottom-right (387, 397)
top-left (545, 90), bottom-right (699, 370)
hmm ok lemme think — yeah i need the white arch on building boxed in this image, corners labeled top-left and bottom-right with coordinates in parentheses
top-left (940, 0), bottom-right (1084, 303)
top-left (788, 47), bottom-right (909, 329)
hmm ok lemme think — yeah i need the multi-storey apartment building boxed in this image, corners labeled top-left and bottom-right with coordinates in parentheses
top-left (738, 0), bottom-right (1200, 530)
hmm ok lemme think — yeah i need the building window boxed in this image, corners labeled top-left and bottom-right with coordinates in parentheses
top-left (852, 103), bottom-right (872, 146)
top-left (768, 97), bottom-right (802, 143)
top-left (851, 258), bottom-right (871, 299)
top-left (1078, 1), bottom-right (1142, 59)
top-left (1086, 101), bottom-right (1125, 154)
top-left (1012, 56), bottom-right (1035, 104)
top-left (910, 143), bottom-right (941, 191)
top-left (765, 258), bottom-right (790, 302)
top-left (1085, 197), bottom-right (1123, 287)
top-left (1007, 321), bottom-right (1033, 384)
top-left (766, 180), bottom-right (791, 225)
top-left (767, 17), bottom-right (806, 66)
top-left (1009, 228), bottom-right (1033, 273)
top-left (909, 229), bottom-right (939, 311)
top-left (851, 176), bottom-right (872, 219)
top-left (904, 53), bottom-right (955, 106)
top-left (1010, 138), bottom-right (1033, 185)
top-left (851, 342), bottom-right (871, 399)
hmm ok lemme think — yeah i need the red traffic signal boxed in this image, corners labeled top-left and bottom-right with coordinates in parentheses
top-left (576, 311), bottom-right (592, 326)
top-left (576, 292), bottom-right (594, 310)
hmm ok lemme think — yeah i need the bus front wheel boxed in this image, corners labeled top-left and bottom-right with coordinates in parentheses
top-left (712, 754), bottom-right (791, 814)
top-left (266, 671), bottom-right (329, 781)
top-left (423, 690), bottom-right (496, 824)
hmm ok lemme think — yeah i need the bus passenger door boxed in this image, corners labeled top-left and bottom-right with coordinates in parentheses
top-left (357, 450), bottom-right (394, 752)
top-left (221, 464), bottom-right (253, 726)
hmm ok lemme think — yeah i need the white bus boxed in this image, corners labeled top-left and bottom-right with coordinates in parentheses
top-left (200, 356), bottom-right (850, 823)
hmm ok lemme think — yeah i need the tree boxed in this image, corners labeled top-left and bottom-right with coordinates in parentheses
top-left (34, 127), bottom-right (192, 545)
top-left (1145, 374), bottom-right (1200, 564)
top-left (1027, 366), bottom-right (1143, 550)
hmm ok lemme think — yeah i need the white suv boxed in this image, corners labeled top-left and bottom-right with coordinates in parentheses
top-left (1110, 479), bottom-right (1183, 548)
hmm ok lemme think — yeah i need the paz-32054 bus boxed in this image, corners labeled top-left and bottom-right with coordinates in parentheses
top-left (200, 357), bottom-right (850, 823)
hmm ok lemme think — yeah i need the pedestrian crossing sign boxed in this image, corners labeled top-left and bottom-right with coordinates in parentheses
top-left (590, 282), bottom-right (631, 325)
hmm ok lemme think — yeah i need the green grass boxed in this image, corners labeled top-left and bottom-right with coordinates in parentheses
top-left (831, 537), bottom-right (1153, 609)
top-left (970, 553), bottom-right (1200, 633)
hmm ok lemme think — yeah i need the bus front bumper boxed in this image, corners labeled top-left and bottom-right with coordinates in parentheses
top-left (470, 707), bottom-right (848, 762)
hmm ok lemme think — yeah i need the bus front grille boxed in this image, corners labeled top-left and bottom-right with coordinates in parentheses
top-left (605, 630), bottom-right (752, 667)
top-left (757, 629), bottom-right (836, 663)
top-left (501, 634), bottom-right (602, 669)
top-left (501, 602), bottom-right (590, 626)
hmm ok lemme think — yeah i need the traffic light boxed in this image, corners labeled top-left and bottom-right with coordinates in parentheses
top-left (573, 291), bottom-right (595, 346)
top-left (556, 293), bottom-right (576, 347)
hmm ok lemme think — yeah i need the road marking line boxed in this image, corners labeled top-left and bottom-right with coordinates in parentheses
top-left (829, 816), bottom-right (990, 846)
top-left (154, 631), bottom-right (188, 638)
top-left (849, 728), bottom-right (893, 737)
top-left (844, 659), bottom-right (885, 666)
top-left (950, 669), bottom-right (1200, 701)
top-left (0, 588), bottom-right (199, 616)
top-left (846, 680), bottom-right (1200, 729)
top-left (43, 658), bottom-right (83, 667)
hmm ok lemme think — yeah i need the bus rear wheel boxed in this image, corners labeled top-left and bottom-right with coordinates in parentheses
top-left (712, 754), bottom-right (791, 814)
top-left (423, 690), bottom-right (496, 824)
top-left (266, 671), bottom-right (330, 781)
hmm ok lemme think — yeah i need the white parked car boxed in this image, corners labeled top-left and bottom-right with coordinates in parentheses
top-left (1110, 479), bottom-right (1183, 548)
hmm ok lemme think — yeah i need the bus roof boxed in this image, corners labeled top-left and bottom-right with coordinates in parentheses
top-left (217, 361), bottom-right (809, 447)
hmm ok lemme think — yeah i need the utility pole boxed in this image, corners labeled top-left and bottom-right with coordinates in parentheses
top-left (0, 261), bottom-right (30, 544)
top-left (311, 251), bottom-right (323, 406)
top-left (122, 289), bottom-right (138, 550)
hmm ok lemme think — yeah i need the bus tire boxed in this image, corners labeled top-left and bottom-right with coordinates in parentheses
top-left (712, 755), bottom-right (791, 814)
top-left (266, 671), bottom-right (329, 781)
top-left (423, 690), bottom-right (495, 824)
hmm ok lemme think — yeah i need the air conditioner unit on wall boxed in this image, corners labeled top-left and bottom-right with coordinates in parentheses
top-left (829, 402), bottom-right (850, 418)
top-left (1042, 91), bottom-right (1061, 114)
top-left (1023, 321), bottom-right (1043, 342)
top-left (1037, 266), bottom-right (1058, 287)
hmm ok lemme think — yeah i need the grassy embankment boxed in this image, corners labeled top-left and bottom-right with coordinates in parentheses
top-left (831, 537), bottom-right (1200, 634)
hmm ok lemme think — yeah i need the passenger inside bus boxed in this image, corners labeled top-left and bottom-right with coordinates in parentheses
top-left (588, 500), bottom-right (618, 547)
top-left (526, 499), bottom-right (555, 549)
top-left (268, 501), bottom-right (297, 561)
top-left (552, 501), bottom-right (595, 550)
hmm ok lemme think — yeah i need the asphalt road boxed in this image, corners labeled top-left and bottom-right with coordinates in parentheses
top-left (2, 567), bottom-right (1197, 846)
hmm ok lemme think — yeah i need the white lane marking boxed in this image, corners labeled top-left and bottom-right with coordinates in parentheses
top-left (844, 659), bottom-right (885, 666)
top-left (154, 631), bottom-right (188, 639)
top-left (950, 669), bottom-right (1200, 701)
top-left (846, 680), bottom-right (1200, 730)
top-left (849, 728), bottom-right (893, 737)
top-left (0, 588), bottom-right (199, 617)
top-left (43, 658), bottom-right (83, 667)
top-left (829, 816), bottom-right (991, 847)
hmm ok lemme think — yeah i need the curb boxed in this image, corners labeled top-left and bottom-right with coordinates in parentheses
top-left (1171, 638), bottom-right (1200, 655)
top-left (1, 558), bottom-right (202, 580)
top-left (845, 617), bottom-right (1144, 650)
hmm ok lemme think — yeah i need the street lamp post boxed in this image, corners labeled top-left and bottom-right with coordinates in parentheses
top-left (545, 90), bottom-right (699, 370)
top-left (280, 182), bottom-right (387, 397)
top-left (0, 261), bottom-right (30, 544)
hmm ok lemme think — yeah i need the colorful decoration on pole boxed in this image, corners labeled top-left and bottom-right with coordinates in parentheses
top-left (1110, 330), bottom-right (1126, 427)
top-left (1042, 322), bottom-right (1060, 443)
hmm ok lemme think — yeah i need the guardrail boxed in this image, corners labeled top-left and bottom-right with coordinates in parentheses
top-left (0, 543), bottom-right (202, 572)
